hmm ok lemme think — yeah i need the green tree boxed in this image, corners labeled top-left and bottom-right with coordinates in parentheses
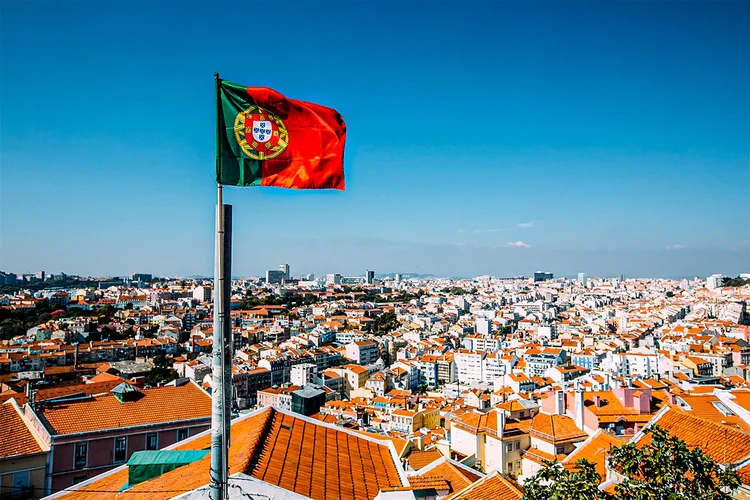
top-left (523, 426), bottom-right (741, 500)
top-left (372, 311), bottom-right (399, 335)
top-left (146, 351), bottom-right (178, 386)
top-left (609, 425), bottom-right (740, 499)
top-left (524, 458), bottom-right (610, 500)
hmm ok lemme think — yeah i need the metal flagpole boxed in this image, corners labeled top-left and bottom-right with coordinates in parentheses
top-left (210, 72), bottom-right (232, 500)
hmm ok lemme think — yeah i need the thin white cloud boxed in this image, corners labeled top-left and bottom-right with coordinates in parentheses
top-left (472, 228), bottom-right (503, 233)
top-left (665, 244), bottom-right (684, 250)
top-left (507, 241), bottom-right (531, 248)
top-left (517, 221), bottom-right (535, 228)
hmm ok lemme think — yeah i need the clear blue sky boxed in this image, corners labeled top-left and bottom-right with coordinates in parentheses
top-left (1, 1), bottom-right (748, 279)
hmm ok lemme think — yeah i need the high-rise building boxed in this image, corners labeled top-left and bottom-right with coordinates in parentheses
top-left (395, 273), bottom-right (402, 284)
top-left (131, 273), bottom-right (153, 282)
top-left (577, 273), bottom-right (587, 286)
top-left (35, 270), bottom-right (46, 282)
top-left (326, 273), bottom-right (342, 285)
top-left (279, 264), bottom-right (290, 281)
top-left (707, 274), bottom-right (724, 290)
top-left (366, 270), bottom-right (375, 284)
top-left (192, 285), bottom-right (212, 303)
top-left (266, 270), bottom-right (285, 284)
top-left (533, 271), bottom-right (553, 282)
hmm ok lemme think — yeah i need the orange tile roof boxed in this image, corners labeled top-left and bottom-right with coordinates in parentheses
top-left (58, 407), bottom-right (408, 500)
top-left (641, 406), bottom-right (750, 468)
top-left (445, 471), bottom-right (523, 500)
top-left (35, 380), bottom-right (125, 401)
top-left (530, 413), bottom-right (588, 444)
top-left (407, 449), bottom-right (444, 470)
top-left (0, 400), bottom-right (44, 459)
top-left (409, 458), bottom-right (482, 494)
top-left (562, 430), bottom-right (627, 480)
top-left (37, 382), bottom-right (211, 435)
top-left (676, 394), bottom-right (750, 433)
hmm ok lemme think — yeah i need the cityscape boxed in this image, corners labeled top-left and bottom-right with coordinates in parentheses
top-left (1, 266), bottom-right (750, 499)
top-left (2, 0), bottom-right (749, 499)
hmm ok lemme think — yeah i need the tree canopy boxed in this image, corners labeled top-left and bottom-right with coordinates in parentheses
top-left (523, 425), bottom-right (741, 500)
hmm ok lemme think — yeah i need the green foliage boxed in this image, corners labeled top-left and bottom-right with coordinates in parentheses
top-left (609, 425), bottom-right (740, 499)
top-left (523, 426), bottom-right (741, 500)
top-left (371, 311), bottom-right (399, 335)
top-left (524, 459), bottom-right (610, 500)
top-left (146, 351), bottom-right (178, 386)
top-left (238, 292), bottom-right (318, 310)
top-left (722, 276), bottom-right (750, 288)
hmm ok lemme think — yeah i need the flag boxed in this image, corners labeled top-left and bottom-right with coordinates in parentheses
top-left (216, 79), bottom-right (346, 190)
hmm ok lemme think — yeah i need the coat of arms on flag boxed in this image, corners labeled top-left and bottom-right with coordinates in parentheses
top-left (233, 105), bottom-right (289, 160)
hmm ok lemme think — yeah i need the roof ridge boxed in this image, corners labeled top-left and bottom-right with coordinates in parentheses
top-left (241, 407), bottom-right (277, 474)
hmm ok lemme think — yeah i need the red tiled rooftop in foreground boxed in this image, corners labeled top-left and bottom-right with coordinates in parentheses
top-left (36, 381), bottom-right (211, 435)
top-left (562, 430), bottom-right (627, 480)
top-left (0, 400), bottom-right (44, 459)
top-left (54, 406), bottom-right (409, 500)
top-left (639, 406), bottom-right (750, 468)
top-left (408, 457), bottom-right (483, 494)
top-left (445, 471), bottom-right (523, 500)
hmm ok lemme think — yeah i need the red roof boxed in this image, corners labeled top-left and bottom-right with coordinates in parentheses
top-left (37, 381), bottom-right (211, 435)
top-left (0, 400), bottom-right (44, 459)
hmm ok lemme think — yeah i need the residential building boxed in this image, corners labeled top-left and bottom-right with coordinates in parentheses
top-left (1, 399), bottom-right (50, 499)
top-left (30, 381), bottom-right (212, 490)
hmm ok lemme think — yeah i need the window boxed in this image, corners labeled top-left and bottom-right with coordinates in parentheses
top-left (514, 440), bottom-right (521, 451)
top-left (72, 475), bottom-right (87, 485)
top-left (515, 460), bottom-right (521, 470)
top-left (114, 436), bottom-right (127, 463)
top-left (556, 445), bottom-right (565, 454)
top-left (177, 428), bottom-right (189, 442)
top-left (507, 462), bottom-right (513, 471)
top-left (506, 443), bottom-right (513, 452)
top-left (146, 432), bottom-right (159, 450)
top-left (74, 442), bottom-right (88, 469)
top-left (12, 471), bottom-right (30, 492)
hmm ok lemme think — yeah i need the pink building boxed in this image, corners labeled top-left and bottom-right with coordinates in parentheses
top-left (26, 380), bottom-right (211, 490)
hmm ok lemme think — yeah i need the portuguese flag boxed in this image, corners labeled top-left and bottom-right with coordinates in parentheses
top-left (216, 78), bottom-right (346, 190)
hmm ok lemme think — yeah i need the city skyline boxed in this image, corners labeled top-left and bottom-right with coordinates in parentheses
top-left (1, 1), bottom-right (748, 278)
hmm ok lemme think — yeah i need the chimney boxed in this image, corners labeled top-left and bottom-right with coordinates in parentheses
top-left (555, 390), bottom-right (565, 415)
top-left (667, 393), bottom-right (676, 405)
top-left (574, 391), bottom-right (585, 431)
top-left (495, 407), bottom-right (505, 438)
top-left (594, 395), bottom-right (601, 408)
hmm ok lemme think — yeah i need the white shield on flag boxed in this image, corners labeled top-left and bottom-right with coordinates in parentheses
top-left (252, 120), bottom-right (273, 143)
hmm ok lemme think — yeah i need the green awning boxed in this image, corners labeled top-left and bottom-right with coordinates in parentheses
top-left (124, 450), bottom-right (209, 489)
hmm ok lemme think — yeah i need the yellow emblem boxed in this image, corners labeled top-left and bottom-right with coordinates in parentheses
top-left (234, 105), bottom-right (289, 160)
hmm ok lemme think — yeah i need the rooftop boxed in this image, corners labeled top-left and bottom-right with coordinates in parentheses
top-left (36, 381), bottom-right (211, 435)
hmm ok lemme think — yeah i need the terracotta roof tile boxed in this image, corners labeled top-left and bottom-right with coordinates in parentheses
top-left (37, 382), bottom-right (211, 435)
top-left (0, 400), bottom-right (44, 459)
top-left (445, 471), bottom-right (523, 500)
top-left (530, 413), bottom-right (588, 444)
top-left (409, 458), bottom-right (482, 494)
top-left (408, 449), bottom-right (444, 470)
top-left (57, 407), bottom-right (407, 500)
top-left (641, 407), bottom-right (750, 469)
top-left (562, 430), bottom-right (627, 480)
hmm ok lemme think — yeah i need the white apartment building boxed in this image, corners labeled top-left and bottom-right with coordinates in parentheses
top-left (707, 274), bottom-right (724, 290)
top-left (345, 340), bottom-right (380, 365)
top-left (192, 286), bottom-right (211, 303)
top-left (290, 363), bottom-right (317, 386)
top-left (463, 334), bottom-right (501, 352)
top-left (455, 349), bottom-right (485, 384)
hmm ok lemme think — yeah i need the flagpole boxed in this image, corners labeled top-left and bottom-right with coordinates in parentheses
top-left (210, 72), bottom-right (232, 500)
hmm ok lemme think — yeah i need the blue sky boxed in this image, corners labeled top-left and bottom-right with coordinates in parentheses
top-left (1, 1), bottom-right (748, 279)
